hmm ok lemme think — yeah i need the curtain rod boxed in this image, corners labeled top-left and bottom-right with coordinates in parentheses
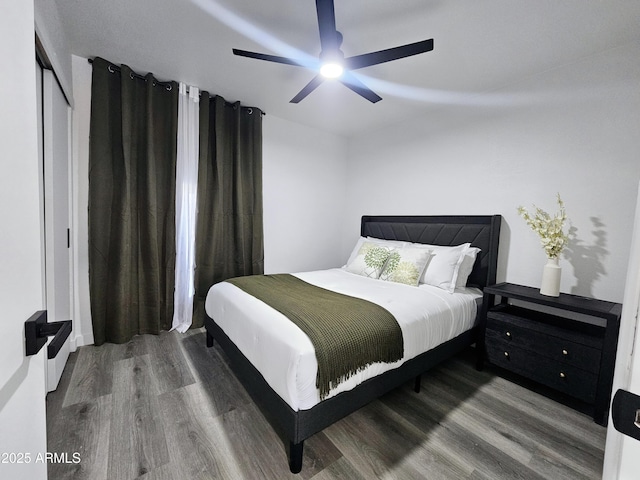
top-left (87, 57), bottom-right (265, 116)
top-left (87, 57), bottom-right (173, 90)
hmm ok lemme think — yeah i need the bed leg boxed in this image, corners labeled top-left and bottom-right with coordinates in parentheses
top-left (288, 440), bottom-right (304, 474)
top-left (414, 374), bottom-right (422, 393)
top-left (475, 344), bottom-right (485, 371)
top-left (206, 331), bottom-right (214, 348)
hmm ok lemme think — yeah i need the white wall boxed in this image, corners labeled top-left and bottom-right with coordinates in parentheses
top-left (263, 115), bottom-right (348, 273)
top-left (0, 1), bottom-right (48, 478)
top-left (345, 43), bottom-right (640, 303)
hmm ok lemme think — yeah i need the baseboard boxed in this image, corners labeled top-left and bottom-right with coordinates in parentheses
top-left (46, 336), bottom-right (70, 393)
top-left (70, 332), bottom-right (94, 351)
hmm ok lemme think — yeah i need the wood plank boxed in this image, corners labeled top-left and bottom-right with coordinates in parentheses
top-left (381, 385), bottom-right (534, 466)
top-left (212, 401), bottom-right (344, 480)
top-left (528, 445), bottom-right (602, 480)
top-left (444, 355), bottom-right (606, 447)
top-left (156, 383), bottom-right (245, 479)
top-left (47, 395), bottom-right (112, 480)
top-left (143, 331), bottom-right (196, 394)
top-left (213, 401), bottom-right (296, 479)
top-left (425, 364), bottom-right (604, 476)
top-left (179, 332), bottom-right (252, 415)
top-left (305, 456), bottom-right (368, 480)
top-left (107, 355), bottom-right (170, 480)
top-left (444, 371), bottom-right (598, 442)
top-left (323, 398), bottom-right (475, 479)
top-left (62, 335), bottom-right (148, 408)
top-left (379, 386), bottom-right (547, 480)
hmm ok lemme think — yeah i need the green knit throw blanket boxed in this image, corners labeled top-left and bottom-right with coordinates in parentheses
top-left (227, 274), bottom-right (404, 400)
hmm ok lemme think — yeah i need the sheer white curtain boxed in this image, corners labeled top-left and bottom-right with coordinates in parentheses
top-left (172, 83), bottom-right (200, 332)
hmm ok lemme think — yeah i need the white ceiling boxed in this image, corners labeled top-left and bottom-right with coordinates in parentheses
top-left (55, 0), bottom-right (640, 137)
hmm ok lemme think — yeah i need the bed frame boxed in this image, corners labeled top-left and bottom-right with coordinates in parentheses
top-left (204, 215), bottom-right (502, 473)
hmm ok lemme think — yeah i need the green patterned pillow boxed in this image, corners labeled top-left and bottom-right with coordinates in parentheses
top-left (345, 242), bottom-right (394, 279)
top-left (380, 246), bottom-right (432, 286)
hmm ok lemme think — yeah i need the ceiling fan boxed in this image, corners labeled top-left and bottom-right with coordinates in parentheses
top-left (232, 0), bottom-right (434, 103)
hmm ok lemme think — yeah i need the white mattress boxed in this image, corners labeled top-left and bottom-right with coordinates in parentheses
top-left (205, 268), bottom-right (481, 411)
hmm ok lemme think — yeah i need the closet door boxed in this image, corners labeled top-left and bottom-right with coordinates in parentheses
top-left (42, 68), bottom-right (72, 392)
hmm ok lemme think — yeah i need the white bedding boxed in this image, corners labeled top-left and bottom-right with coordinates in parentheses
top-left (205, 268), bottom-right (481, 411)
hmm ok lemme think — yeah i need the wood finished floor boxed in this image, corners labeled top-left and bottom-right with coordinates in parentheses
top-left (46, 329), bottom-right (605, 479)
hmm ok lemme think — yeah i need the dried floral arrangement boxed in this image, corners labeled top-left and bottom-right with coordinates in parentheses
top-left (517, 193), bottom-right (569, 259)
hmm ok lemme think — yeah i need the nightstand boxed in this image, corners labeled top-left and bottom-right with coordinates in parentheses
top-left (478, 282), bottom-right (622, 425)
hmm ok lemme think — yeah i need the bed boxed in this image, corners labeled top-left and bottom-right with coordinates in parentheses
top-left (203, 215), bottom-right (502, 473)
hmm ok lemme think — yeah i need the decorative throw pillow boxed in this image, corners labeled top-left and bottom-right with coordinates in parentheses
top-left (420, 243), bottom-right (471, 293)
top-left (345, 237), bottom-right (406, 267)
top-left (455, 247), bottom-right (481, 288)
top-left (380, 246), bottom-right (433, 286)
top-left (345, 241), bottom-right (395, 279)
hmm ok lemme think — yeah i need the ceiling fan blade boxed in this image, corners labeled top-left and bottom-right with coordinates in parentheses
top-left (315, 0), bottom-right (339, 52)
top-left (345, 39), bottom-right (434, 70)
top-left (340, 72), bottom-right (382, 103)
top-left (290, 75), bottom-right (325, 103)
top-left (233, 48), bottom-right (303, 67)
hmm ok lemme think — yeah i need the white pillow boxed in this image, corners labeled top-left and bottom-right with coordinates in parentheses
top-left (345, 241), bottom-right (395, 279)
top-left (455, 247), bottom-right (481, 288)
top-left (380, 246), bottom-right (433, 286)
top-left (420, 243), bottom-right (471, 292)
top-left (345, 236), bottom-right (406, 266)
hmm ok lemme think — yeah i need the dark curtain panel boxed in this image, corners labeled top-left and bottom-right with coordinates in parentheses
top-left (193, 95), bottom-right (264, 326)
top-left (88, 57), bottom-right (179, 345)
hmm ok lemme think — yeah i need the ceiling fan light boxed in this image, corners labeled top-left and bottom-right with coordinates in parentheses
top-left (320, 62), bottom-right (344, 78)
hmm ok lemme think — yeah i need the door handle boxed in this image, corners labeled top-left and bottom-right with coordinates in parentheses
top-left (25, 310), bottom-right (72, 359)
top-left (612, 389), bottom-right (640, 441)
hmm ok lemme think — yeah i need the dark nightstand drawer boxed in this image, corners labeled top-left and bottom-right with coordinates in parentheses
top-left (486, 312), bottom-right (602, 374)
top-left (485, 337), bottom-right (598, 403)
top-left (480, 282), bottom-right (622, 426)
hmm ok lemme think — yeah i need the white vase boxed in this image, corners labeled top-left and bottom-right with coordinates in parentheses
top-left (540, 257), bottom-right (561, 297)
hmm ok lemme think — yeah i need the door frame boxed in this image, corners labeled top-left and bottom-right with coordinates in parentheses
top-left (603, 181), bottom-right (640, 478)
top-left (41, 67), bottom-right (73, 393)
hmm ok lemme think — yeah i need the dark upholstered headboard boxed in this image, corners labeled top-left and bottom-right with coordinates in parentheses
top-left (361, 215), bottom-right (502, 290)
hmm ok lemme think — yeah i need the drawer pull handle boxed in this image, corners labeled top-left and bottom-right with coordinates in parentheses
top-left (506, 331), bottom-right (512, 338)
top-left (562, 349), bottom-right (568, 355)
top-left (560, 372), bottom-right (566, 378)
